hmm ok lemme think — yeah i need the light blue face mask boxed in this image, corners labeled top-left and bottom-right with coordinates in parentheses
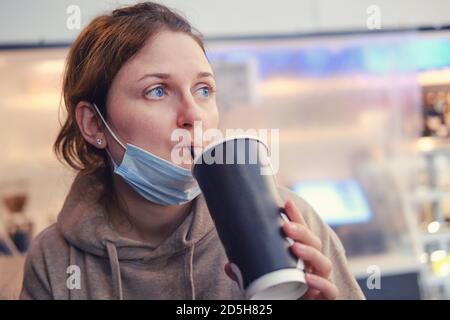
top-left (92, 103), bottom-right (201, 206)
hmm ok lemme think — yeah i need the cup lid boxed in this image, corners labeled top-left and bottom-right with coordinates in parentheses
top-left (191, 135), bottom-right (270, 174)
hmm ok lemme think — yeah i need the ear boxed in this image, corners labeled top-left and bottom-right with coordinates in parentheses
top-left (75, 101), bottom-right (107, 149)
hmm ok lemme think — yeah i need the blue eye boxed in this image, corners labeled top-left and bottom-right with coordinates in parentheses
top-left (197, 86), bottom-right (210, 98)
top-left (146, 86), bottom-right (166, 99)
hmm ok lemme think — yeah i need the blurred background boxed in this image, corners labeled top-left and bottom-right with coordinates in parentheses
top-left (1, 0), bottom-right (450, 300)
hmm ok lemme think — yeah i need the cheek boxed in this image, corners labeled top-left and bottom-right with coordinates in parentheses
top-left (111, 104), bottom-right (173, 147)
top-left (130, 111), bottom-right (174, 144)
top-left (200, 107), bottom-right (220, 146)
top-left (204, 104), bottom-right (220, 130)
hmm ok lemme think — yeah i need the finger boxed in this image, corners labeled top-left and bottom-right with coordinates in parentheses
top-left (290, 243), bottom-right (332, 278)
top-left (284, 200), bottom-right (307, 226)
top-left (301, 288), bottom-right (322, 300)
top-left (224, 262), bottom-right (238, 282)
top-left (305, 273), bottom-right (338, 300)
top-left (282, 222), bottom-right (322, 251)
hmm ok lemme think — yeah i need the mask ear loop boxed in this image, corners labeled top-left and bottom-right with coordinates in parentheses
top-left (91, 103), bottom-right (127, 151)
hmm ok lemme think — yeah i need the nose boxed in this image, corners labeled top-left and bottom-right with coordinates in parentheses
top-left (176, 92), bottom-right (202, 130)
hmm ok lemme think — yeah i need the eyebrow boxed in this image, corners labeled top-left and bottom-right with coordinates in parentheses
top-left (138, 72), bottom-right (215, 82)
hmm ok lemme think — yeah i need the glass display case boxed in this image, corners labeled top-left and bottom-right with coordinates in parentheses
top-left (206, 30), bottom-right (450, 299)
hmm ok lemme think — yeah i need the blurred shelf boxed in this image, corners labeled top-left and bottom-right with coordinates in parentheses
top-left (421, 227), bottom-right (450, 243)
top-left (416, 137), bottom-right (450, 155)
top-left (411, 190), bottom-right (450, 203)
top-left (422, 273), bottom-right (450, 286)
top-left (349, 253), bottom-right (421, 279)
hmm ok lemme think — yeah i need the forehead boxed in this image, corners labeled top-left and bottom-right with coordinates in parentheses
top-left (122, 30), bottom-right (211, 77)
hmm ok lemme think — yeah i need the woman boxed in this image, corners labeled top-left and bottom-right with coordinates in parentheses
top-left (20, 2), bottom-right (364, 300)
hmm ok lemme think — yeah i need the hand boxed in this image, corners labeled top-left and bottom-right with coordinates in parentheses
top-left (281, 200), bottom-right (338, 299)
top-left (224, 200), bottom-right (338, 300)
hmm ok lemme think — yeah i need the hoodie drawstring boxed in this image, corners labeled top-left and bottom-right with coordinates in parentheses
top-left (186, 243), bottom-right (196, 300)
top-left (106, 240), bottom-right (124, 300)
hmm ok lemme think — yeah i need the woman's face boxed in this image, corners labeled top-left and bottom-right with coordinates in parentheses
top-left (105, 30), bottom-right (219, 169)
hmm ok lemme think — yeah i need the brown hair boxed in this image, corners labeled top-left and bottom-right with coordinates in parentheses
top-left (54, 2), bottom-right (205, 209)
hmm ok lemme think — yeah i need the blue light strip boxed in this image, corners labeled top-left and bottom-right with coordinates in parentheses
top-left (207, 38), bottom-right (450, 77)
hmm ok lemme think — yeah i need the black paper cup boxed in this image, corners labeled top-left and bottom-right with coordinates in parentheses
top-left (192, 136), bottom-right (307, 300)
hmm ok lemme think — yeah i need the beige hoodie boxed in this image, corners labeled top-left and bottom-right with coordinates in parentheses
top-left (20, 173), bottom-right (365, 300)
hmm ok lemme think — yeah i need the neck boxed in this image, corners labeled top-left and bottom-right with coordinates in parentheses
top-left (109, 174), bottom-right (194, 245)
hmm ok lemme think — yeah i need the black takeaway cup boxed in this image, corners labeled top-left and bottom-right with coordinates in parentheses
top-left (192, 136), bottom-right (308, 300)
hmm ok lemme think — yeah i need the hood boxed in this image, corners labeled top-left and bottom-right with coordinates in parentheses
top-left (57, 172), bottom-right (215, 262)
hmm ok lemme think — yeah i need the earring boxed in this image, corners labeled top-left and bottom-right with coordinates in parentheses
top-left (96, 138), bottom-right (103, 146)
